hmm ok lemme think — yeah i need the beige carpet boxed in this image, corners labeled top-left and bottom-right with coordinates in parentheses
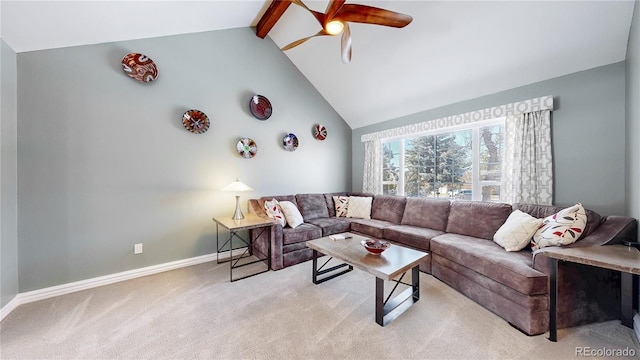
top-left (1, 258), bottom-right (639, 360)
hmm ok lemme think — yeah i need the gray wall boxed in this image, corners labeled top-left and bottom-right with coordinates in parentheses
top-left (16, 28), bottom-right (352, 292)
top-left (352, 62), bottom-right (627, 216)
top-left (1, 39), bottom-right (19, 307)
top-left (627, 1), bottom-right (639, 239)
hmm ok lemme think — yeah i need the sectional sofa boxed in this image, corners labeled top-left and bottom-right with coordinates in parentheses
top-left (247, 193), bottom-right (637, 336)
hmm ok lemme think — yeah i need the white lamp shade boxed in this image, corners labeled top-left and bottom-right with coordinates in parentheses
top-left (221, 178), bottom-right (253, 192)
top-left (221, 178), bottom-right (253, 220)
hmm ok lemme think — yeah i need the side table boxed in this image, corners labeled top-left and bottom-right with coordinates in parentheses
top-left (543, 244), bottom-right (640, 342)
top-left (212, 214), bottom-right (275, 282)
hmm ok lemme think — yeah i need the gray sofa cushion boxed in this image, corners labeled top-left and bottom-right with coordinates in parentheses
top-left (431, 254), bottom-right (548, 335)
top-left (446, 201), bottom-right (512, 240)
top-left (306, 217), bottom-right (352, 236)
top-left (431, 233), bottom-right (547, 296)
top-left (370, 195), bottom-right (406, 224)
top-left (282, 223), bottom-right (322, 245)
top-left (383, 225), bottom-right (444, 252)
top-left (401, 197), bottom-right (451, 231)
top-left (350, 218), bottom-right (394, 239)
top-left (296, 193), bottom-right (330, 221)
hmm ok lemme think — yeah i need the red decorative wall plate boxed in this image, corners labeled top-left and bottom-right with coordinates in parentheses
top-left (313, 124), bottom-right (327, 140)
top-left (182, 110), bottom-right (210, 134)
top-left (121, 53), bottom-right (158, 83)
top-left (249, 95), bottom-right (272, 120)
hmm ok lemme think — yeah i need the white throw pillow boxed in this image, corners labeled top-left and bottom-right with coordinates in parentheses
top-left (346, 196), bottom-right (372, 219)
top-left (493, 210), bottom-right (543, 252)
top-left (278, 201), bottom-right (304, 229)
top-left (531, 203), bottom-right (588, 250)
top-left (264, 198), bottom-right (286, 227)
top-left (333, 195), bottom-right (349, 217)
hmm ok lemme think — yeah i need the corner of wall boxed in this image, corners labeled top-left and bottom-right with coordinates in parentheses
top-left (1, 39), bottom-right (19, 310)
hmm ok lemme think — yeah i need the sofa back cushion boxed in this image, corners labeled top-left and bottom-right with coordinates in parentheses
top-left (296, 193), bottom-right (330, 221)
top-left (446, 201), bottom-right (512, 240)
top-left (401, 197), bottom-right (451, 231)
top-left (513, 203), bottom-right (603, 239)
top-left (371, 195), bottom-right (407, 224)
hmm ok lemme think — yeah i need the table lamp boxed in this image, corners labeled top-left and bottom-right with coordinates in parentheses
top-left (221, 178), bottom-right (254, 220)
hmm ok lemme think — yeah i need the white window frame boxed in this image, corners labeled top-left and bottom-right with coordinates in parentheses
top-left (382, 117), bottom-right (505, 201)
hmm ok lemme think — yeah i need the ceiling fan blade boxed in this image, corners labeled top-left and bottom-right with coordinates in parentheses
top-left (291, 0), bottom-right (327, 26)
top-left (341, 22), bottom-right (352, 64)
top-left (325, 0), bottom-right (346, 19)
top-left (336, 4), bottom-right (413, 28)
top-left (282, 30), bottom-right (328, 51)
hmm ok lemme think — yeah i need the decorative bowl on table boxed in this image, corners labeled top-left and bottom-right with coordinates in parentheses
top-left (361, 239), bottom-right (390, 255)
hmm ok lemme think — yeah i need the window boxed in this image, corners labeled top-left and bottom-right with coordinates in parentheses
top-left (381, 118), bottom-right (505, 202)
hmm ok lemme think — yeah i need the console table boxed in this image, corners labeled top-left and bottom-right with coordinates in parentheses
top-left (212, 214), bottom-right (274, 282)
top-left (544, 244), bottom-right (640, 342)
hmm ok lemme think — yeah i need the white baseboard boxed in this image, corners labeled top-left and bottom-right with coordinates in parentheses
top-left (0, 249), bottom-right (245, 322)
top-left (0, 296), bottom-right (20, 321)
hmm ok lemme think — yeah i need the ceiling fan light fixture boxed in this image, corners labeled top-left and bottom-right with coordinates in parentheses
top-left (325, 20), bottom-right (344, 35)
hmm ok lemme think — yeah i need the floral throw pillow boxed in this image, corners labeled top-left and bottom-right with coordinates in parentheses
top-left (531, 203), bottom-right (588, 250)
top-left (264, 198), bottom-right (286, 227)
top-left (333, 196), bottom-right (349, 217)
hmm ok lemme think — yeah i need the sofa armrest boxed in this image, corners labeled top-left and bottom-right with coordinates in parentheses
top-left (248, 199), bottom-right (269, 219)
top-left (532, 216), bottom-right (638, 271)
top-left (582, 216), bottom-right (638, 246)
top-left (249, 200), bottom-right (285, 270)
top-left (251, 224), bottom-right (284, 270)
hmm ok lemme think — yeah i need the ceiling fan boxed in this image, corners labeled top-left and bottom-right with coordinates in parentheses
top-left (256, 0), bottom-right (413, 64)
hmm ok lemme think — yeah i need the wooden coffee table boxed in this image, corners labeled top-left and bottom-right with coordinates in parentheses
top-left (306, 233), bottom-right (429, 326)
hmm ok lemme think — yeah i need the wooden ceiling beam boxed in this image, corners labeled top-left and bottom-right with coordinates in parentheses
top-left (256, 0), bottom-right (292, 39)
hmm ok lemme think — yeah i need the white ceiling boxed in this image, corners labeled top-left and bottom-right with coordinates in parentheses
top-left (1, 1), bottom-right (636, 129)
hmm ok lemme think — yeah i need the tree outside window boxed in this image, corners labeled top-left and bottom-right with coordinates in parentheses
top-left (404, 131), bottom-right (471, 198)
top-left (381, 118), bottom-right (504, 201)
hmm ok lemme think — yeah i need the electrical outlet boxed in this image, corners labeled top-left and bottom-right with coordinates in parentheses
top-left (134, 243), bottom-right (143, 255)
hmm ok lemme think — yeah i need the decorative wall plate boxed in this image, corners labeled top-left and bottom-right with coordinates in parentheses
top-left (313, 124), bottom-right (327, 141)
top-left (121, 53), bottom-right (158, 82)
top-left (182, 110), bottom-right (210, 134)
top-left (237, 138), bottom-right (258, 159)
top-left (249, 95), bottom-right (272, 120)
top-left (283, 133), bottom-right (299, 151)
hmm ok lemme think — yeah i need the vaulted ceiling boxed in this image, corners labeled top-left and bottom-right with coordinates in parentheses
top-left (1, 1), bottom-right (635, 129)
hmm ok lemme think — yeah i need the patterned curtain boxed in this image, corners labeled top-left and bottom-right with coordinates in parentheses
top-left (501, 110), bottom-right (553, 205)
top-left (362, 139), bottom-right (383, 195)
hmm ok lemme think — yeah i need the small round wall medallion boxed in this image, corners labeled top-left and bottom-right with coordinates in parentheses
top-left (283, 133), bottom-right (299, 151)
top-left (237, 138), bottom-right (258, 158)
top-left (182, 110), bottom-right (210, 134)
top-left (313, 124), bottom-right (327, 140)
